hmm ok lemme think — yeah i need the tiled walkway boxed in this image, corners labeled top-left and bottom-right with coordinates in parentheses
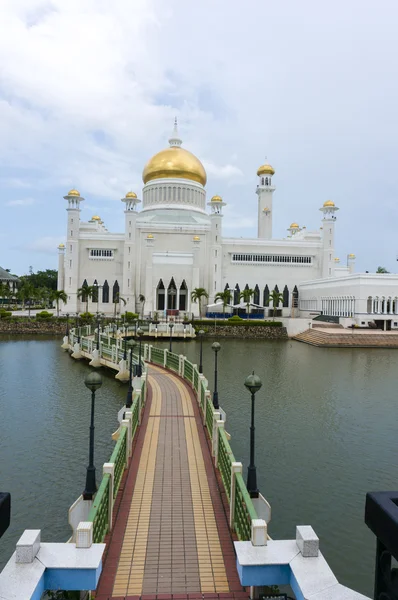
top-left (95, 365), bottom-right (246, 600)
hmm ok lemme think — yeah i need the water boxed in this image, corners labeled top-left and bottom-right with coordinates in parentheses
top-left (1, 336), bottom-right (397, 597)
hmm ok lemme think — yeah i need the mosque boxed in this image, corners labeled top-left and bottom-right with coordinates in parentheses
top-left (57, 121), bottom-right (398, 330)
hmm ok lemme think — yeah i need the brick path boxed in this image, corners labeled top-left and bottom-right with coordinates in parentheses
top-left (95, 365), bottom-right (247, 600)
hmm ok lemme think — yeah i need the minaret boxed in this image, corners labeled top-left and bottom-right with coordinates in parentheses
top-left (347, 253), bottom-right (356, 274)
top-left (319, 200), bottom-right (339, 278)
top-left (207, 195), bottom-right (225, 305)
top-left (57, 243), bottom-right (65, 293)
top-left (169, 116), bottom-right (182, 147)
top-left (64, 188), bottom-right (84, 312)
top-left (121, 191), bottom-right (141, 313)
top-left (256, 160), bottom-right (276, 239)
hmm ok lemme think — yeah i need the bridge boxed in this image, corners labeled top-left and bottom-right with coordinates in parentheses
top-left (0, 325), bottom-right (372, 600)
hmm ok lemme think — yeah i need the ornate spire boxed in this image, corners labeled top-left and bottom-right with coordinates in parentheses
top-left (168, 117), bottom-right (182, 147)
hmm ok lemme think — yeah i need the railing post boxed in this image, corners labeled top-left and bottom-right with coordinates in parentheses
top-left (121, 418), bottom-right (131, 462)
top-left (179, 355), bottom-right (185, 377)
top-left (192, 364), bottom-right (198, 390)
top-left (214, 419), bottom-right (224, 468)
top-left (103, 462), bottom-right (114, 532)
top-left (251, 518), bottom-right (267, 546)
top-left (203, 390), bottom-right (210, 425)
top-left (148, 344), bottom-right (152, 363)
top-left (230, 462), bottom-right (242, 531)
top-left (136, 389), bottom-right (142, 425)
top-left (212, 411), bottom-right (220, 456)
top-left (164, 349), bottom-right (168, 368)
top-left (143, 343), bottom-right (148, 361)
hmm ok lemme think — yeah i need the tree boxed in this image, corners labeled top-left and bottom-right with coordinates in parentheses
top-left (51, 290), bottom-right (68, 317)
top-left (270, 290), bottom-right (284, 319)
top-left (239, 288), bottom-right (254, 317)
top-left (138, 294), bottom-right (146, 318)
top-left (77, 285), bottom-right (95, 313)
top-left (191, 288), bottom-right (209, 319)
top-left (19, 269), bottom-right (58, 291)
top-left (376, 266), bottom-right (389, 273)
top-left (17, 282), bottom-right (35, 317)
top-left (214, 290), bottom-right (232, 318)
top-left (114, 292), bottom-right (127, 317)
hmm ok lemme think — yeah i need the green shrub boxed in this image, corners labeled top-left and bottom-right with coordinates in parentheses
top-left (35, 311), bottom-right (53, 319)
top-left (0, 311), bottom-right (12, 319)
top-left (79, 312), bottom-right (94, 323)
top-left (124, 311), bottom-right (139, 322)
top-left (228, 315), bottom-right (243, 322)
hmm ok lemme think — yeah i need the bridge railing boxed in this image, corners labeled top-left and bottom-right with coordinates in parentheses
top-left (146, 345), bottom-right (258, 541)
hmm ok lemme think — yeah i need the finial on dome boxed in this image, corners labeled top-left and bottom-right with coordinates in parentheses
top-left (169, 117), bottom-right (182, 147)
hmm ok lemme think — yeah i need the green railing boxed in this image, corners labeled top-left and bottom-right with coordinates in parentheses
top-left (234, 472), bottom-right (258, 541)
top-left (110, 427), bottom-right (127, 498)
top-left (166, 351), bottom-right (180, 373)
top-left (205, 394), bottom-right (214, 438)
top-left (88, 473), bottom-right (110, 543)
top-left (184, 359), bottom-right (193, 382)
top-left (151, 347), bottom-right (164, 366)
top-left (131, 396), bottom-right (140, 439)
top-left (193, 367), bottom-right (199, 391)
top-left (218, 429), bottom-right (235, 502)
top-left (200, 381), bottom-right (206, 411)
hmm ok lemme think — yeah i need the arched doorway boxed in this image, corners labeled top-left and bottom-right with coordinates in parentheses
top-left (156, 279), bottom-right (165, 311)
top-left (167, 278), bottom-right (177, 311)
top-left (179, 280), bottom-right (188, 311)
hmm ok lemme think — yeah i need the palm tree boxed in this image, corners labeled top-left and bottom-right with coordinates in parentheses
top-left (376, 266), bottom-right (389, 273)
top-left (138, 294), bottom-right (146, 319)
top-left (51, 290), bottom-right (68, 317)
top-left (17, 282), bottom-right (35, 317)
top-left (270, 290), bottom-right (284, 319)
top-left (215, 289), bottom-right (232, 319)
top-left (114, 292), bottom-right (127, 317)
top-left (239, 288), bottom-right (254, 318)
top-left (191, 288), bottom-right (209, 319)
top-left (77, 285), bottom-right (95, 313)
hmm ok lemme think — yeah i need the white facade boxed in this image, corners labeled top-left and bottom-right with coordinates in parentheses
top-left (57, 122), bottom-right (396, 325)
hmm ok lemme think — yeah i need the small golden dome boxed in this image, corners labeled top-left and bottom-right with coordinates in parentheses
top-left (211, 195), bottom-right (222, 202)
top-left (263, 207), bottom-right (270, 212)
top-left (126, 191), bottom-right (137, 198)
top-left (290, 222), bottom-right (299, 229)
top-left (92, 215), bottom-right (101, 221)
top-left (68, 188), bottom-right (80, 196)
top-left (142, 146), bottom-right (207, 186)
top-left (334, 257), bottom-right (340, 262)
top-left (147, 233), bottom-right (154, 239)
top-left (193, 235), bottom-right (200, 241)
top-left (58, 243), bottom-right (65, 249)
top-left (348, 253), bottom-right (356, 259)
top-left (257, 163), bottom-right (275, 176)
top-left (323, 200), bottom-right (335, 207)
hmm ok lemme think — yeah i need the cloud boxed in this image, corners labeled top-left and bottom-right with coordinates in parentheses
top-left (24, 236), bottom-right (62, 253)
top-left (203, 161), bottom-right (243, 180)
top-left (6, 197), bottom-right (36, 206)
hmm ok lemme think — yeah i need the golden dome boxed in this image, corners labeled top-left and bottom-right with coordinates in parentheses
top-left (348, 253), bottom-right (356, 259)
top-left (290, 222), bottom-right (299, 229)
top-left (58, 243), bottom-right (65, 249)
top-left (193, 235), bottom-right (200, 241)
top-left (147, 233), bottom-right (154, 239)
top-left (211, 195), bottom-right (222, 202)
top-left (126, 191), bottom-right (137, 198)
top-left (92, 215), bottom-right (101, 221)
top-left (142, 146), bottom-right (207, 186)
top-left (257, 163), bottom-right (275, 176)
top-left (68, 188), bottom-right (80, 196)
top-left (263, 207), bottom-right (270, 212)
top-left (334, 257), bottom-right (340, 262)
top-left (323, 200), bottom-right (335, 207)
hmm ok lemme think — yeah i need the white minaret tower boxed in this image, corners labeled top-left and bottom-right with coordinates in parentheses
top-left (256, 160), bottom-right (276, 239)
top-left (207, 195), bottom-right (226, 306)
top-left (347, 253), bottom-right (356, 274)
top-left (64, 188), bottom-right (84, 313)
top-left (319, 200), bottom-right (339, 278)
top-left (57, 243), bottom-right (65, 293)
top-left (121, 191), bottom-right (141, 313)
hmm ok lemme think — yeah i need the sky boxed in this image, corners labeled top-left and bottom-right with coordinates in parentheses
top-left (1, 0), bottom-right (398, 275)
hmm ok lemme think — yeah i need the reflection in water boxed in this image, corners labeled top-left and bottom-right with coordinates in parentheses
top-left (1, 336), bottom-right (397, 596)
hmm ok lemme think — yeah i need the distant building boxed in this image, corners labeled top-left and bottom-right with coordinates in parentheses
top-left (0, 266), bottom-right (19, 294)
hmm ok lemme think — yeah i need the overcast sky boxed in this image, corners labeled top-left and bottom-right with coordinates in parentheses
top-left (1, 0), bottom-right (397, 275)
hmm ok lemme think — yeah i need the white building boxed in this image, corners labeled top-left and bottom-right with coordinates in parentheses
top-left (57, 121), bottom-right (397, 329)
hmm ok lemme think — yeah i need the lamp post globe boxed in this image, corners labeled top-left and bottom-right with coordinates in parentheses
top-left (211, 342), bottom-right (221, 410)
top-left (169, 322), bottom-right (174, 352)
top-left (198, 329), bottom-right (205, 374)
top-left (244, 371), bottom-right (262, 498)
top-left (126, 339), bottom-right (137, 408)
top-left (83, 371), bottom-right (103, 500)
top-left (136, 327), bottom-right (143, 377)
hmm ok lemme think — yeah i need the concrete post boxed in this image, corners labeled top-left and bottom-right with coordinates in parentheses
top-left (212, 411), bottom-right (221, 457)
top-left (230, 462), bottom-right (243, 530)
top-left (203, 390), bottom-right (211, 425)
top-left (103, 463), bottom-right (115, 531)
top-left (214, 420), bottom-right (224, 467)
top-left (148, 344), bottom-right (152, 363)
top-left (121, 418), bottom-right (131, 463)
top-left (137, 389), bottom-right (142, 425)
top-left (251, 519), bottom-right (267, 546)
top-left (164, 349), bottom-right (168, 368)
top-left (179, 355), bottom-right (185, 377)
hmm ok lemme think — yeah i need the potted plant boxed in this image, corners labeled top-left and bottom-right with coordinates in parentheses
top-left (151, 311), bottom-right (160, 325)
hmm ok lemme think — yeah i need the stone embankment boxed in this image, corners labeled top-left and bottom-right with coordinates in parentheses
top-left (196, 324), bottom-right (288, 339)
top-left (0, 319), bottom-right (66, 335)
top-left (294, 328), bottom-right (398, 348)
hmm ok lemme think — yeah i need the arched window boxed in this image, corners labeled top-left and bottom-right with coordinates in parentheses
top-left (92, 279), bottom-right (98, 303)
top-left (265, 177), bottom-right (268, 185)
top-left (234, 284), bottom-right (240, 305)
top-left (167, 278), bottom-right (177, 310)
top-left (157, 279), bottom-right (165, 311)
top-left (179, 280), bottom-right (188, 311)
top-left (253, 284), bottom-right (260, 305)
top-left (292, 285), bottom-right (299, 308)
top-left (112, 281), bottom-right (120, 304)
top-left (283, 285), bottom-right (289, 307)
top-left (263, 285), bottom-right (270, 307)
top-left (80, 279), bottom-right (88, 303)
top-left (261, 177), bottom-right (264, 185)
top-left (224, 282), bottom-right (229, 291)
top-left (102, 280), bottom-right (109, 303)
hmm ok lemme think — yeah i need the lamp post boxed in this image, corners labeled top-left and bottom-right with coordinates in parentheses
top-left (75, 313), bottom-right (80, 343)
top-left (244, 371), bottom-right (262, 499)
top-left (126, 339), bottom-right (137, 408)
top-left (169, 322), bottom-right (174, 352)
top-left (96, 315), bottom-right (101, 350)
top-left (211, 342), bottom-right (221, 409)
top-left (123, 333), bottom-right (128, 360)
top-left (136, 327), bottom-right (143, 377)
top-left (83, 371), bottom-right (103, 500)
top-left (65, 313), bottom-right (69, 336)
top-left (198, 329), bottom-right (205, 374)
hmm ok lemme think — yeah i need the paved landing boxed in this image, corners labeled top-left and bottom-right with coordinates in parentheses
top-left (96, 365), bottom-right (246, 600)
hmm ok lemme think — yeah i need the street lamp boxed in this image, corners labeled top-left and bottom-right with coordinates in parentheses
top-left (198, 329), bottom-right (205, 374)
top-left (211, 342), bottom-right (221, 409)
top-left (83, 370), bottom-right (103, 500)
top-left (169, 322), bottom-right (174, 352)
top-left (75, 313), bottom-right (80, 343)
top-left (96, 314), bottom-right (101, 350)
top-left (126, 339), bottom-right (137, 408)
top-left (123, 333), bottom-right (128, 360)
top-left (65, 312), bottom-right (69, 337)
top-left (244, 371), bottom-right (262, 498)
top-left (136, 327), bottom-right (143, 377)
